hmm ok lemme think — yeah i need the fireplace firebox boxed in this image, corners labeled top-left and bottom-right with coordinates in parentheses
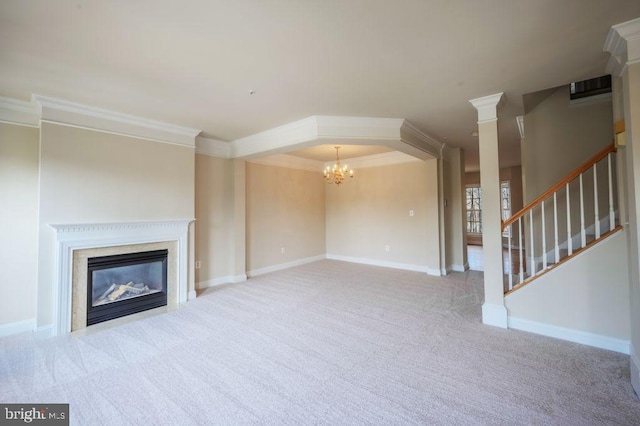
top-left (87, 249), bottom-right (168, 326)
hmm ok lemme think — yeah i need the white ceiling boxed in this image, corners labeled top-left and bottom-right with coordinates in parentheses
top-left (1, 1), bottom-right (639, 171)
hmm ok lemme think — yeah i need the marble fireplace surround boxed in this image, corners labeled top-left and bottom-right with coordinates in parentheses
top-left (50, 219), bottom-right (193, 336)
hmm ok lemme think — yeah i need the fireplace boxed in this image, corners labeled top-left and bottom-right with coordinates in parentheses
top-left (87, 249), bottom-right (168, 326)
top-left (50, 220), bottom-right (193, 336)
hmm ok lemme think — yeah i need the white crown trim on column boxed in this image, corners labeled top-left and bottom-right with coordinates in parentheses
top-left (33, 94), bottom-right (201, 147)
top-left (0, 96), bottom-right (40, 127)
top-left (604, 17), bottom-right (640, 76)
top-left (516, 116), bottom-right (525, 139)
top-left (469, 92), bottom-right (504, 123)
top-left (196, 136), bottom-right (232, 158)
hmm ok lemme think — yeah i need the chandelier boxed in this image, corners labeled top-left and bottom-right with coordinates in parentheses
top-left (324, 146), bottom-right (354, 186)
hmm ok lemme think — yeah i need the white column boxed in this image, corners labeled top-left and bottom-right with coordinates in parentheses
top-left (470, 92), bottom-right (507, 328)
top-left (604, 16), bottom-right (640, 397)
top-left (231, 159), bottom-right (247, 282)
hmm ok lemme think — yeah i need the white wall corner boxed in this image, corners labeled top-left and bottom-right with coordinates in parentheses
top-left (631, 343), bottom-right (640, 396)
top-left (482, 303), bottom-right (508, 328)
top-left (469, 92), bottom-right (505, 123)
top-left (32, 94), bottom-right (201, 147)
top-left (604, 17), bottom-right (640, 76)
top-left (450, 263), bottom-right (469, 272)
top-left (196, 136), bottom-right (231, 158)
top-left (516, 116), bottom-right (525, 139)
top-left (0, 96), bottom-right (40, 127)
top-left (232, 274), bottom-right (248, 283)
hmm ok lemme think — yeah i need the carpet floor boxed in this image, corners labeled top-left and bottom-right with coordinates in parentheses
top-left (1, 260), bottom-right (639, 425)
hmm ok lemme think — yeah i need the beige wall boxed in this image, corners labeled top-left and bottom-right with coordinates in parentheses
top-left (505, 229), bottom-right (630, 341)
top-left (194, 154), bottom-right (234, 285)
top-left (522, 85), bottom-right (613, 202)
top-left (326, 160), bottom-right (440, 272)
top-left (246, 162), bottom-right (326, 273)
top-left (36, 122), bottom-right (195, 327)
top-left (0, 123), bottom-right (39, 326)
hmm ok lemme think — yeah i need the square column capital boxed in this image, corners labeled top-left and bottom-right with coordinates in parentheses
top-left (604, 17), bottom-right (640, 76)
top-left (469, 92), bottom-right (504, 123)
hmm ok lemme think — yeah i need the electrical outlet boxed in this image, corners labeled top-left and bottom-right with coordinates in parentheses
top-left (195, 261), bottom-right (201, 269)
top-left (281, 247), bottom-right (285, 254)
top-left (409, 210), bottom-right (414, 217)
top-left (385, 245), bottom-right (390, 252)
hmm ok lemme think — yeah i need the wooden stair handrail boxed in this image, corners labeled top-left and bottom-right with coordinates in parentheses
top-left (502, 141), bottom-right (616, 230)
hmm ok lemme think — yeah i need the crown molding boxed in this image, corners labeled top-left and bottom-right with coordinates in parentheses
top-left (400, 120), bottom-right (444, 158)
top-left (231, 116), bottom-right (319, 158)
top-left (231, 115), bottom-right (443, 161)
top-left (0, 96), bottom-right (39, 127)
top-left (516, 116), bottom-right (525, 139)
top-left (331, 150), bottom-right (422, 169)
top-left (33, 94), bottom-right (201, 147)
top-left (604, 17), bottom-right (640, 76)
top-left (249, 154), bottom-right (322, 172)
top-left (195, 136), bottom-right (231, 158)
top-left (315, 115), bottom-right (404, 139)
top-left (469, 92), bottom-right (504, 123)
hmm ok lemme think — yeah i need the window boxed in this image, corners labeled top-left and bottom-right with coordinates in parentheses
top-left (501, 181), bottom-right (511, 221)
top-left (466, 186), bottom-right (482, 234)
top-left (501, 181), bottom-right (511, 237)
top-left (465, 182), bottom-right (511, 236)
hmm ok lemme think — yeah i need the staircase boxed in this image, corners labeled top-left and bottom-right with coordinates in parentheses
top-left (501, 141), bottom-right (621, 295)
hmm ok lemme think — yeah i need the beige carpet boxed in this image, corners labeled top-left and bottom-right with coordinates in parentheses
top-left (1, 260), bottom-right (639, 424)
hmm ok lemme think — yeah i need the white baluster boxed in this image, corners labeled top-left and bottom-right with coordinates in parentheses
top-left (594, 163), bottom-right (600, 239)
top-left (554, 192), bottom-right (559, 264)
top-left (507, 223), bottom-right (512, 290)
top-left (542, 201), bottom-right (547, 270)
top-left (608, 153), bottom-right (615, 231)
top-left (518, 217), bottom-right (524, 283)
top-left (566, 183), bottom-right (572, 256)
top-left (530, 210), bottom-right (535, 277)
top-left (580, 174), bottom-right (586, 247)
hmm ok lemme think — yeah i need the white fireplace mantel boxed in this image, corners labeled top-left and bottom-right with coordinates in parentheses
top-left (50, 219), bottom-right (194, 336)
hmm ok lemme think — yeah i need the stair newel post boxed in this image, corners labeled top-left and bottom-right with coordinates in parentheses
top-left (566, 183), bottom-right (572, 256)
top-left (542, 200), bottom-right (547, 270)
top-left (594, 163), bottom-right (600, 239)
top-left (608, 153), bottom-right (615, 231)
top-left (580, 173), bottom-right (586, 248)
top-left (469, 92), bottom-right (507, 328)
top-left (518, 217), bottom-right (524, 284)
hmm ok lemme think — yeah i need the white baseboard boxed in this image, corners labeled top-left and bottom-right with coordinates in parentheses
top-left (197, 273), bottom-right (247, 290)
top-left (450, 263), bottom-right (469, 272)
top-left (33, 324), bottom-right (54, 339)
top-left (482, 303), bottom-right (508, 328)
top-left (327, 254), bottom-right (440, 276)
top-left (187, 290), bottom-right (197, 300)
top-left (631, 344), bottom-right (640, 396)
top-left (508, 316), bottom-right (631, 354)
top-left (248, 255), bottom-right (325, 278)
top-left (0, 318), bottom-right (35, 338)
